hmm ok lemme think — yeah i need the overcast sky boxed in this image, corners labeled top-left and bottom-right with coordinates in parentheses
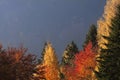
top-left (0, 0), bottom-right (106, 59)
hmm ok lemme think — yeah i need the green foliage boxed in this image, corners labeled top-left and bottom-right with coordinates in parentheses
top-left (83, 24), bottom-right (97, 48)
top-left (61, 41), bottom-right (79, 66)
top-left (96, 5), bottom-right (120, 80)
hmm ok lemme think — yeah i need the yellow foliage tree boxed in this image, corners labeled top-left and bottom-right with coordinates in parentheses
top-left (43, 42), bottom-right (60, 80)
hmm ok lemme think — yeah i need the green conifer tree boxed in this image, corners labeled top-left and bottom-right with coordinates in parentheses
top-left (83, 24), bottom-right (97, 48)
top-left (61, 41), bottom-right (79, 66)
top-left (96, 5), bottom-right (120, 80)
top-left (60, 41), bottom-right (78, 80)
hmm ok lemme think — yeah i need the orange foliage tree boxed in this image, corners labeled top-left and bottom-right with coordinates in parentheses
top-left (62, 42), bottom-right (97, 80)
top-left (61, 65), bottom-right (77, 80)
top-left (74, 42), bottom-right (97, 80)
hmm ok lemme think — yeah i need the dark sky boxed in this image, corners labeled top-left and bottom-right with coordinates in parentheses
top-left (0, 0), bottom-right (106, 60)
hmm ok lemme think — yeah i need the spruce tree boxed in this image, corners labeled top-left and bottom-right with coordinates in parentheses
top-left (60, 41), bottom-right (78, 80)
top-left (61, 41), bottom-right (79, 66)
top-left (83, 24), bottom-right (97, 48)
top-left (96, 5), bottom-right (120, 80)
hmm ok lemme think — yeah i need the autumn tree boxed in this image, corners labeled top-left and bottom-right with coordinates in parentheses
top-left (61, 42), bottom-right (97, 80)
top-left (0, 46), bottom-right (37, 80)
top-left (83, 24), bottom-right (97, 48)
top-left (96, 4), bottom-right (120, 80)
top-left (61, 65), bottom-right (77, 80)
top-left (74, 42), bottom-right (97, 80)
top-left (61, 41), bottom-right (79, 66)
top-left (42, 42), bottom-right (60, 80)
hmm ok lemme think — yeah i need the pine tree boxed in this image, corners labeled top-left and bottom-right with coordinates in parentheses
top-left (43, 42), bottom-right (60, 80)
top-left (96, 5), bottom-right (120, 80)
top-left (83, 24), bottom-right (97, 48)
top-left (60, 41), bottom-right (78, 80)
top-left (61, 41), bottom-right (79, 66)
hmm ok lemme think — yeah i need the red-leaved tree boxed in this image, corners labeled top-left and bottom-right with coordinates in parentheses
top-left (74, 42), bottom-right (97, 80)
top-left (62, 42), bottom-right (97, 80)
top-left (61, 65), bottom-right (77, 80)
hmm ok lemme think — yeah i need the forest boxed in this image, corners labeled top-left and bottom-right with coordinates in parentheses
top-left (0, 0), bottom-right (120, 80)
